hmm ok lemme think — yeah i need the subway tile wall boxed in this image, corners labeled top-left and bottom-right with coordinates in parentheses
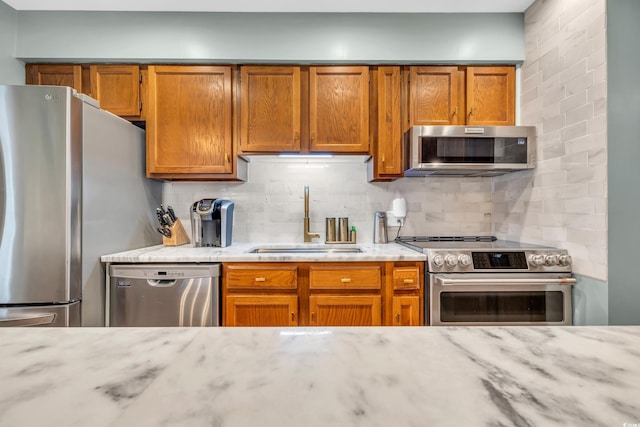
top-left (162, 157), bottom-right (493, 245)
top-left (492, 0), bottom-right (607, 280)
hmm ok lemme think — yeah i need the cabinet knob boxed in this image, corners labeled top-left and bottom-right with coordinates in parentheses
top-left (381, 154), bottom-right (386, 163)
top-left (469, 108), bottom-right (474, 116)
top-left (291, 312), bottom-right (295, 321)
top-left (340, 278), bottom-right (352, 283)
top-left (225, 153), bottom-right (231, 163)
top-left (453, 106), bottom-right (458, 116)
top-left (310, 131), bottom-right (316, 141)
top-left (311, 312), bottom-right (316, 321)
top-left (254, 277), bottom-right (266, 282)
top-left (395, 313), bottom-right (400, 322)
top-left (294, 131), bottom-right (299, 141)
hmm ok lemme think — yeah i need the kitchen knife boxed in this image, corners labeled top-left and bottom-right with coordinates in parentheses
top-left (156, 208), bottom-right (166, 226)
top-left (163, 213), bottom-right (174, 227)
top-left (157, 227), bottom-right (171, 238)
top-left (167, 206), bottom-right (177, 222)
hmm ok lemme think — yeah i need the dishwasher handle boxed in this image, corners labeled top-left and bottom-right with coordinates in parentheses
top-left (146, 279), bottom-right (178, 287)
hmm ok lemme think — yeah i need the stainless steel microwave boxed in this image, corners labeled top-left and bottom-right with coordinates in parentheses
top-left (404, 126), bottom-right (536, 177)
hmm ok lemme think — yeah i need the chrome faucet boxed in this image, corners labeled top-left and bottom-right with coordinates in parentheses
top-left (303, 185), bottom-right (320, 243)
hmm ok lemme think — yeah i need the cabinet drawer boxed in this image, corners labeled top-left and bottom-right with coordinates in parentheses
top-left (309, 266), bottom-right (381, 290)
top-left (225, 265), bottom-right (298, 289)
top-left (393, 267), bottom-right (420, 290)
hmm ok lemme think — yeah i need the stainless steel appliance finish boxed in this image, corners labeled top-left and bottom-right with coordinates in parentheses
top-left (109, 264), bottom-right (221, 327)
top-left (191, 199), bottom-right (234, 247)
top-left (404, 125), bottom-right (536, 177)
top-left (397, 236), bottom-right (574, 326)
top-left (373, 211), bottom-right (388, 244)
top-left (0, 85), bottom-right (162, 327)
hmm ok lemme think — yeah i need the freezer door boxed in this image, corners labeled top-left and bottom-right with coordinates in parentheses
top-left (0, 85), bottom-right (82, 304)
top-left (109, 264), bottom-right (220, 327)
top-left (0, 302), bottom-right (81, 327)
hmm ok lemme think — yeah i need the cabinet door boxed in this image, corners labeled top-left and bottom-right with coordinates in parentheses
top-left (309, 295), bottom-right (381, 326)
top-left (410, 66), bottom-right (461, 125)
top-left (26, 64), bottom-right (83, 92)
top-left (225, 295), bottom-right (298, 326)
top-left (392, 296), bottom-right (420, 326)
top-left (466, 66), bottom-right (515, 126)
top-left (90, 65), bottom-right (141, 117)
top-left (147, 65), bottom-right (233, 176)
top-left (240, 66), bottom-right (301, 153)
top-left (372, 66), bottom-right (403, 178)
top-left (309, 66), bottom-right (369, 152)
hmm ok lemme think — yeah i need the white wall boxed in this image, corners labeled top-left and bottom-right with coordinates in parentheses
top-left (493, 0), bottom-right (607, 280)
top-left (14, 12), bottom-right (524, 64)
top-left (163, 157), bottom-right (492, 244)
top-left (607, 0), bottom-right (640, 325)
top-left (0, 1), bottom-right (24, 84)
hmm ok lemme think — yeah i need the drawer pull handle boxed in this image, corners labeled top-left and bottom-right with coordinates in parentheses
top-left (403, 279), bottom-right (415, 284)
top-left (341, 278), bottom-right (352, 283)
top-left (254, 277), bottom-right (266, 282)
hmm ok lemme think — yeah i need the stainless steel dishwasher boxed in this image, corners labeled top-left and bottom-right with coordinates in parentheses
top-left (109, 264), bottom-right (220, 327)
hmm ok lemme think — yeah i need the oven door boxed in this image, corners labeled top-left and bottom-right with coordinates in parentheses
top-left (428, 273), bottom-right (575, 326)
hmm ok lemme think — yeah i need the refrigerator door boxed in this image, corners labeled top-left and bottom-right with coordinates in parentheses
top-left (0, 85), bottom-right (82, 304)
top-left (0, 302), bottom-right (81, 327)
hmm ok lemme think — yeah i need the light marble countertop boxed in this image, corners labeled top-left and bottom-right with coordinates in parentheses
top-left (1, 326), bottom-right (639, 427)
top-left (100, 242), bottom-right (426, 263)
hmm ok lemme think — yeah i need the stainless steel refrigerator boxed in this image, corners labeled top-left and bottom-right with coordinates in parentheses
top-left (0, 85), bottom-right (162, 327)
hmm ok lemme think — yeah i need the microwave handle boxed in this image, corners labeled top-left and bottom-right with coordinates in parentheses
top-left (435, 277), bottom-right (576, 286)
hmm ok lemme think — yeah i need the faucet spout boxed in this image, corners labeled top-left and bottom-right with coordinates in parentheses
top-left (304, 185), bottom-right (320, 243)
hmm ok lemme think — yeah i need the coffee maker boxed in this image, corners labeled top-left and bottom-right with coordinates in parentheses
top-left (190, 199), bottom-right (234, 247)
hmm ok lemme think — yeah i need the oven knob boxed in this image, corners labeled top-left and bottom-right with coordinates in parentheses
top-left (529, 254), bottom-right (545, 267)
top-left (458, 254), bottom-right (472, 267)
top-left (445, 254), bottom-right (458, 267)
top-left (558, 255), bottom-right (572, 266)
top-left (545, 255), bottom-right (559, 266)
top-left (432, 255), bottom-right (445, 267)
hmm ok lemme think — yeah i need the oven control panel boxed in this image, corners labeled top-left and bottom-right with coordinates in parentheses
top-left (426, 250), bottom-right (572, 273)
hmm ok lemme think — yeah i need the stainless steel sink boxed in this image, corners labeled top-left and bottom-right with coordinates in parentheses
top-left (250, 246), bottom-right (362, 254)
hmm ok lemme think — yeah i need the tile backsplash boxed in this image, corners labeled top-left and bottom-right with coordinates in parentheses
top-left (162, 156), bottom-right (493, 244)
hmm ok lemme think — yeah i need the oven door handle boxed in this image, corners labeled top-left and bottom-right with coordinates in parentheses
top-left (435, 277), bottom-right (577, 286)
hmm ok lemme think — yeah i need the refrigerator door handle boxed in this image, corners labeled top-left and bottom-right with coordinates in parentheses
top-left (0, 313), bottom-right (56, 327)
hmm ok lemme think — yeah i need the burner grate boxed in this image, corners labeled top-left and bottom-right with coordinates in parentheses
top-left (397, 236), bottom-right (497, 243)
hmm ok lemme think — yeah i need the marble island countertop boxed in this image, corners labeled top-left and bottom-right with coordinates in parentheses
top-left (100, 242), bottom-right (426, 263)
top-left (1, 326), bottom-right (639, 427)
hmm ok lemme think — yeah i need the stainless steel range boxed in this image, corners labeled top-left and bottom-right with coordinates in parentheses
top-left (396, 236), bottom-right (575, 326)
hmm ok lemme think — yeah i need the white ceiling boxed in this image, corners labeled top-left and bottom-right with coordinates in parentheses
top-left (3, 0), bottom-right (536, 13)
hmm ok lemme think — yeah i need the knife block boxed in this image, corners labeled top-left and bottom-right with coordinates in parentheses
top-left (162, 219), bottom-right (190, 246)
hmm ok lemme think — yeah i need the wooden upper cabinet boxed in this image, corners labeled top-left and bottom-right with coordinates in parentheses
top-left (410, 66), bottom-right (462, 126)
top-left (90, 65), bottom-right (141, 117)
top-left (240, 66), bottom-right (301, 153)
top-left (309, 66), bottom-right (369, 153)
top-left (466, 66), bottom-right (515, 126)
top-left (369, 66), bottom-right (403, 180)
top-left (26, 64), bottom-right (83, 92)
top-left (146, 65), bottom-right (233, 177)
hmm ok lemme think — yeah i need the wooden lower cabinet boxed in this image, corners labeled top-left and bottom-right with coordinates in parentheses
top-left (309, 295), bottom-right (381, 326)
top-left (392, 296), bottom-right (420, 326)
top-left (223, 261), bottom-right (422, 327)
top-left (225, 295), bottom-right (298, 327)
